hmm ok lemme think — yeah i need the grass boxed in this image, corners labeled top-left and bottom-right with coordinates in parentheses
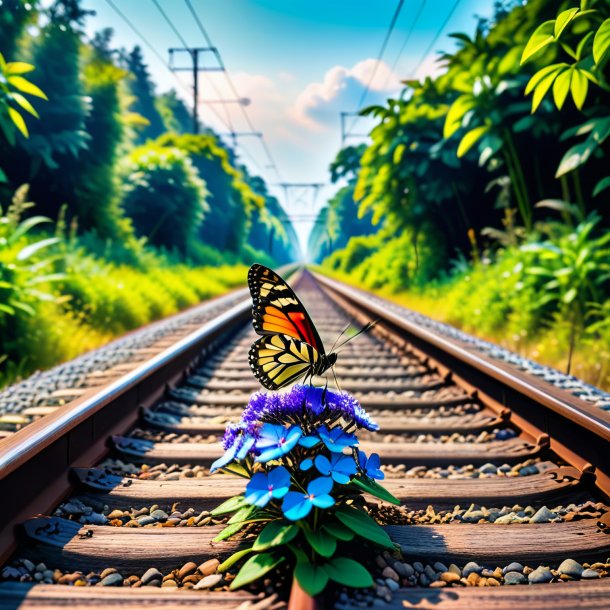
top-left (318, 267), bottom-right (610, 393)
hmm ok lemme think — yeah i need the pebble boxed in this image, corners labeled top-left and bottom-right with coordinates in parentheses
top-left (530, 506), bottom-right (557, 523)
top-left (558, 559), bottom-right (584, 578)
top-left (385, 578), bottom-right (399, 592)
top-left (504, 571), bottom-right (527, 585)
top-left (381, 566), bottom-right (399, 581)
top-left (462, 562), bottom-right (481, 577)
top-left (100, 573), bottom-right (123, 586)
top-left (193, 574), bottom-right (222, 589)
top-left (581, 569), bottom-right (600, 579)
top-left (393, 562), bottom-right (413, 577)
top-left (433, 562), bottom-right (448, 573)
top-left (136, 515), bottom-right (156, 526)
top-left (141, 568), bottom-right (163, 585)
top-left (198, 559), bottom-right (220, 576)
top-left (528, 566), bottom-right (553, 583)
top-left (150, 509), bottom-right (169, 520)
top-left (479, 463), bottom-right (497, 474)
top-left (178, 562), bottom-right (198, 580)
top-left (503, 562), bottom-right (523, 574)
top-left (99, 568), bottom-right (117, 579)
top-left (440, 572), bottom-right (460, 583)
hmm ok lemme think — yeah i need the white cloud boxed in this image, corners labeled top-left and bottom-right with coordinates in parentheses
top-left (289, 59), bottom-right (401, 132)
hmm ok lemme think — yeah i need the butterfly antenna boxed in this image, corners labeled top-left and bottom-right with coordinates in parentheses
top-left (334, 319), bottom-right (379, 351)
top-left (331, 363), bottom-right (342, 393)
top-left (329, 323), bottom-right (352, 353)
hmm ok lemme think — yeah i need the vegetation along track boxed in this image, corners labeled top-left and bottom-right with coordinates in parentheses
top-left (0, 269), bottom-right (609, 610)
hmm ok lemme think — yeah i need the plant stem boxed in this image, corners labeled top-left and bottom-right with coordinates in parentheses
top-left (503, 129), bottom-right (532, 231)
top-left (503, 146), bottom-right (530, 232)
top-left (572, 169), bottom-right (585, 218)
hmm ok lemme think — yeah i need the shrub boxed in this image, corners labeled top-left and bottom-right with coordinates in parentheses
top-left (120, 144), bottom-right (209, 255)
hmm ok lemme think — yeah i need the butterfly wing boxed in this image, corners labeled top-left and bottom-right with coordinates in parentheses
top-left (248, 264), bottom-right (325, 355)
top-left (248, 334), bottom-right (320, 390)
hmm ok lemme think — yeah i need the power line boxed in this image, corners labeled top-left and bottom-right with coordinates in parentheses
top-left (409, 0), bottom-right (462, 78)
top-left (383, 0), bottom-right (427, 89)
top-left (346, 0), bottom-right (405, 137)
top-left (184, 0), bottom-right (283, 182)
top-left (151, 0), bottom-right (236, 133)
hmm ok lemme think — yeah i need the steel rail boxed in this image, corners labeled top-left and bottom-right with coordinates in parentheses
top-left (314, 271), bottom-right (610, 497)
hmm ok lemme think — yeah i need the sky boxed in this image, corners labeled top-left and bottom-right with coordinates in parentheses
top-left (82, 0), bottom-right (497, 252)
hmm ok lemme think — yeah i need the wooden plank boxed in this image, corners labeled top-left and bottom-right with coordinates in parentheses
top-left (73, 467), bottom-right (581, 511)
top-left (0, 583), bottom-right (271, 610)
top-left (384, 519), bottom-right (610, 563)
top-left (184, 376), bottom-right (445, 394)
top-left (21, 518), bottom-right (241, 572)
top-left (196, 365), bottom-right (428, 379)
top-left (339, 580), bottom-right (610, 610)
top-left (168, 389), bottom-right (472, 410)
top-left (112, 436), bottom-right (538, 466)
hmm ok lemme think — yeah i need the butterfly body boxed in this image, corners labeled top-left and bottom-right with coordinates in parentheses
top-left (247, 264), bottom-right (336, 390)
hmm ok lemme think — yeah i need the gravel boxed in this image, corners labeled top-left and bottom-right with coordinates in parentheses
top-left (0, 289), bottom-right (246, 426)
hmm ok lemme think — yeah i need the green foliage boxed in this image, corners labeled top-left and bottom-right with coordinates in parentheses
top-left (120, 144), bottom-right (209, 255)
top-left (123, 45), bottom-right (165, 143)
top-left (0, 0), bottom-right (39, 60)
top-left (0, 53), bottom-right (47, 145)
top-left (156, 89), bottom-right (192, 134)
top-left (521, 1), bottom-right (610, 112)
top-left (156, 132), bottom-right (263, 253)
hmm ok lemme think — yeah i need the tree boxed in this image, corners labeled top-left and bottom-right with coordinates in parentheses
top-left (0, 0), bottom-right (39, 60)
top-left (123, 46), bottom-right (165, 144)
top-left (156, 89), bottom-right (192, 134)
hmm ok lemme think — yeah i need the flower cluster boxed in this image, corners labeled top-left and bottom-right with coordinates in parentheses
top-left (210, 384), bottom-right (399, 597)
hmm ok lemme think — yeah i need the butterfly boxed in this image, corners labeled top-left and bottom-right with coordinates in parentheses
top-left (247, 264), bottom-right (338, 390)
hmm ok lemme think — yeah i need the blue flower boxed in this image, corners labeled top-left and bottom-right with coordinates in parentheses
top-left (318, 425), bottom-right (358, 453)
top-left (358, 451), bottom-right (384, 480)
top-left (210, 433), bottom-right (255, 473)
top-left (282, 476), bottom-right (335, 521)
top-left (298, 435), bottom-right (320, 448)
top-left (314, 453), bottom-right (357, 484)
top-left (255, 423), bottom-right (302, 462)
top-left (244, 466), bottom-right (291, 507)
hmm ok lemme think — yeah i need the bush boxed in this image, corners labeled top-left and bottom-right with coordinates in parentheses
top-left (120, 144), bottom-right (209, 255)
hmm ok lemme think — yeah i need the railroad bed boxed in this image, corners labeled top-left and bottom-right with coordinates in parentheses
top-left (0, 269), bottom-right (609, 610)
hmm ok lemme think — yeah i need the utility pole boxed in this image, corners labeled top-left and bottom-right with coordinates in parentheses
top-left (169, 47), bottom-right (223, 134)
top-left (340, 111), bottom-right (368, 147)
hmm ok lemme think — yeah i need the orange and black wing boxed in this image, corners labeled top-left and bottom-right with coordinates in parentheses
top-left (248, 264), bottom-right (325, 355)
top-left (248, 334), bottom-right (319, 390)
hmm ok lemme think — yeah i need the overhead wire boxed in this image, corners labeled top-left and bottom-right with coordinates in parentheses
top-left (345, 0), bottom-right (405, 136)
top-left (382, 0), bottom-right (427, 89)
top-left (184, 0), bottom-right (284, 182)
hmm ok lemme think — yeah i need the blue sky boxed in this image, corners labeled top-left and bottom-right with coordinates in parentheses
top-left (82, 0), bottom-right (496, 250)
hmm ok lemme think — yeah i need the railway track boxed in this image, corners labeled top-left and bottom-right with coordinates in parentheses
top-left (0, 268), bottom-right (609, 609)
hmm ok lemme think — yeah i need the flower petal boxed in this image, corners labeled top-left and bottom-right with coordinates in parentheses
top-left (314, 454), bottom-right (331, 476)
top-left (282, 492), bottom-right (312, 521)
top-left (210, 442), bottom-right (238, 473)
top-left (308, 476), bottom-right (333, 496)
top-left (298, 435), bottom-right (320, 448)
top-left (311, 493), bottom-right (335, 509)
top-left (300, 458), bottom-right (314, 471)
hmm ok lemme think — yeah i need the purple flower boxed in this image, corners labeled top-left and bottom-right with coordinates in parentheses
top-left (255, 423), bottom-right (302, 462)
top-left (244, 466), bottom-right (291, 507)
top-left (314, 453), bottom-right (357, 484)
top-left (318, 425), bottom-right (358, 453)
top-left (282, 476), bottom-right (335, 520)
top-left (358, 451), bottom-right (384, 480)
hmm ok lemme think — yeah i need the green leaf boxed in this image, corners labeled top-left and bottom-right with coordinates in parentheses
top-left (6, 61), bottom-right (35, 75)
top-left (593, 176), bottom-right (610, 196)
top-left (253, 521), bottom-right (298, 551)
top-left (229, 553), bottom-right (284, 590)
top-left (213, 520), bottom-right (248, 542)
top-left (570, 68), bottom-right (588, 109)
top-left (294, 561), bottom-right (329, 597)
top-left (531, 71), bottom-right (560, 112)
top-left (322, 521), bottom-right (354, 542)
top-left (16, 237), bottom-right (59, 261)
top-left (11, 92), bottom-right (39, 118)
top-left (552, 68), bottom-right (572, 109)
top-left (334, 506), bottom-right (395, 549)
top-left (593, 18), bottom-right (610, 65)
top-left (554, 8), bottom-right (580, 38)
top-left (457, 125), bottom-right (489, 158)
top-left (7, 107), bottom-right (27, 138)
top-left (304, 527), bottom-right (337, 558)
top-left (556, 140), bottom-right (594, 178)
top-left (352, 476), bottom-right (401, 505)
top-left (324, 557), bottom-right (374, 588)
top-left (525, 64), bottom-right (565, 95)
top-left (218, 548), bottom-right (254, 572)
top-left (221, 463), bottom-right (251, 478)
top-left (521, 20), bottom-right (555, 64)
top-left (443, 94), bottom-right (475, 138)
top-left (392, 143), bottom-right (406, 165)
top-left (0, 167), bottom-right (7, 183)
top-left (7, 76), bottom-right (47, 99)
top-left (227, 504), bottom-right (255, 524)
top-left (210, 495), bottom-right (247, 516)
top-left (563, 287), bottom-right (578, 304)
